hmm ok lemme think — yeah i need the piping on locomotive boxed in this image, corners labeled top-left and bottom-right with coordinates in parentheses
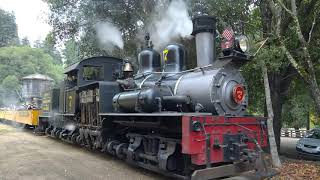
top-left (42, 16), bottom-right (277, 179)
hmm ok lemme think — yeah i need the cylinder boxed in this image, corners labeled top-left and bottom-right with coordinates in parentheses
top-left (192, 16), bottom-right (216, 67)
top-left (112, 88), bottom-right (162, 113)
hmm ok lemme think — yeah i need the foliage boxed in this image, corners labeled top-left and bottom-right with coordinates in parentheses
top-left (42, 33), bottom-right (62, 65)
top-left (46, 0), bottom-right (158, 60)
top-left (267, 0), bottom-right (320, 115)
top-left (0, 9), bottom-right (64, 106)
top-left (0, 46), bottom-right (64, 85)
top-left (0, 46), bottom-right (64, 106)
top-left (282, 91), bottom-right (311, 128)
top-left (21, 37), bottom-right (31, 46)
top-left (282, 77), bottom-right (320, 128)
top-left (0, 8), bottom-right (19, 47)
top-left (272, 158), bottom-right (320, 180)
top-left (33, 33), bottom-right (62, 65)
top-left (1, 75), bottom-right (20, 91)
top-left (0, 75), bottom-right (21, 107)
top-left (63, 38), bottom-right (80, 66)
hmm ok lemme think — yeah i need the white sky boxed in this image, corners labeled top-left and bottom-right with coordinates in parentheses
top-left (0, 0), bottom-right (52, 44)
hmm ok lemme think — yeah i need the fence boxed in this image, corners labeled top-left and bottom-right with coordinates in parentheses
top-left (281, 129), bottom-right (308, 138)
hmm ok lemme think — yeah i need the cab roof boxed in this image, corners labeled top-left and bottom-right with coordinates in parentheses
top-left (64, 56), bottom-right (123, 74)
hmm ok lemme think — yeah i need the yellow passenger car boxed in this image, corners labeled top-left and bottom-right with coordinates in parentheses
top-left (0, 109), bottom-right (41, 126)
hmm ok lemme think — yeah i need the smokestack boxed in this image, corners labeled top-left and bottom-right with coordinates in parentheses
top-left (192, 16), bottom-right (216, 67)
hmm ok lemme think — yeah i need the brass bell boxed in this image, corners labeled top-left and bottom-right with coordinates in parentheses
top-left (123, 62), bottom-right (133, 72)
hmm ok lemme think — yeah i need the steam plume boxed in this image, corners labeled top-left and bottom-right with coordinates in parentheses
top-left (95, 21), bottom-right (124, 52)
top-left (148, 0), bottom-right (193, 49)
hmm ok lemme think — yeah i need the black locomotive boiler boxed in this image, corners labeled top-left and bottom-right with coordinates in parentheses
top-left (42, 16), bottom-right (277, 180)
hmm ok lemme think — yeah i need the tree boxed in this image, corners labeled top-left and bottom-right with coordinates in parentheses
top-left (254, 0), bottom-right (320, 150)
top-left (0, 75), bottom-right (20, 107)
top-left (1, 75), bottom-right (19, 90)
top-left (62, 38), bottom-right (79, 66)
top-left (21, 37), bottom-right (30, 46)
top-left (0, 46), bottom-right (64, 85)
top-left (46, 0), bottom-right (159, 59)
top-left (41, 32), bottom-right (62, 64)
top-left (0, 8), bottom-right (19, 47)
top-left (31, 33), bottom-right (63, 65)
top-left (0, 46), bottom-right (64, 106)
top-left (266, 0), bottom-right (320, 115)
top-left (282, 78), bottom-right (313, 128)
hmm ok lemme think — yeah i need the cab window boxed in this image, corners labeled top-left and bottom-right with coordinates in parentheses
top-left (83, 66), bottom-right (103, 81)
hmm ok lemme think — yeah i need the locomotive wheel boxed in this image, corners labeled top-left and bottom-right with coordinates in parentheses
top-left (55, 130), bottom-right (61, 138)
top-left (101, 143), bottom-right (108, 153)
top-left (71, 133), bottom-right (78, 144)
top-left (45, 127), bottom-right (50, 135)
top-left (50, 129), bottom-right (55, 137)
top-left (59, 131), bottom-right (64, 139)
top-left (115, 143), bottom-right (128, 160)
top-left (76, 135), bottom-right (82, 145)
top-left (107, 140), bottom-right (120, 155)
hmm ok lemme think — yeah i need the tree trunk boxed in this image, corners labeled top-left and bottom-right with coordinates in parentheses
top-left (265, 72), bottom-right (283, 151)
top-left (308, 76), bottom-right (320, 115)
top-left (271, 90), bottom-right (282, 151)
top-left (268, 65), bottom-right (296, 150)
top-left (262, 63), bottom-right (282, 168)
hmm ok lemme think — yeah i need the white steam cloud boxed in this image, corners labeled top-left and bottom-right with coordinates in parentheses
top-left (149, 0), bottom-right (193, 49)
top-left (95, 21), bottom-right (124, 52)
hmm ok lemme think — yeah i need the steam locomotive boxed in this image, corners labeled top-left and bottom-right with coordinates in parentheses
top-left (41, 16), bottom-right (277, 179)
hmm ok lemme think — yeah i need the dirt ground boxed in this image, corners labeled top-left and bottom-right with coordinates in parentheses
top-left (1, 123), bottom-right (319, 180)
top-left (0, 123), bottom-right (165, 180)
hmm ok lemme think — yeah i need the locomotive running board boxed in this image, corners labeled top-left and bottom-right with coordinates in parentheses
top-left (99, 112), bottom-right (212, 117)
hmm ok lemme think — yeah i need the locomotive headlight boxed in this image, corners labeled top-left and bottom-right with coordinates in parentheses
top-left (236, 35), bottom-right (249, 53)
top-left (235, 35), bottom-right (249, 53)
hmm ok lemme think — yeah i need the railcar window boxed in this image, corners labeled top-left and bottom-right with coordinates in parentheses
top-left (83, 66), bottom-right (103, 81)
top-left (66, 74), bottom-right (77, 87)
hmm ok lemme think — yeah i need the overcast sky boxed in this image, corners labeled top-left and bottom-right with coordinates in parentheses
top-left (0, 0), bottom-right (52, 44)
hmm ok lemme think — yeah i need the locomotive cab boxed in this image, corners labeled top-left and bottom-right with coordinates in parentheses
top-left (45, 56), bottom-right (124, 145)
